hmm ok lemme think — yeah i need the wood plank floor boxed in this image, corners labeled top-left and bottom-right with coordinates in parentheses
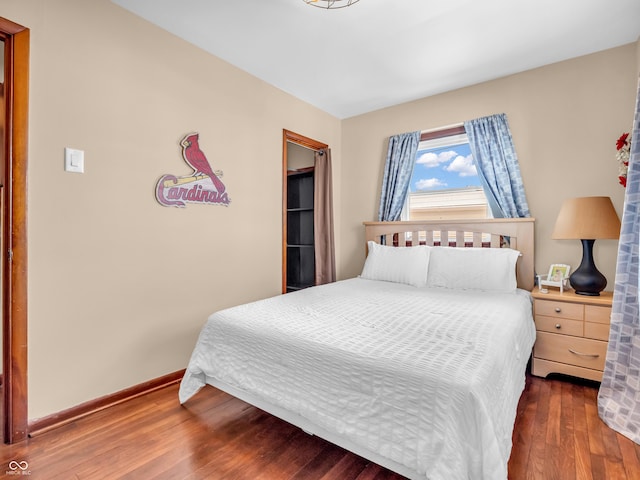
top-left (0, 373), bottom-right (638, 479)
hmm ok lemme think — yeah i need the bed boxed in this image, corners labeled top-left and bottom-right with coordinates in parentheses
top-left (179, 218), bottom-right (536, 480)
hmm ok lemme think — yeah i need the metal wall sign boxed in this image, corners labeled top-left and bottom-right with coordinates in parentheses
top-left (156, 133), bottom-right (230, 207)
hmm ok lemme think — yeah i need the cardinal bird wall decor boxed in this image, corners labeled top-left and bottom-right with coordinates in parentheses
top-left (155, 132), bottom-right (230, 208)
top-left (180, 133), bottom-right (226, 194)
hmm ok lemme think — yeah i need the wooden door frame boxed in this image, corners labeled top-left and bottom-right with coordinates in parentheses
top-left (1, 17), bottom-right (29, 444)
top-left (282, 130), bottom-right (328, 294)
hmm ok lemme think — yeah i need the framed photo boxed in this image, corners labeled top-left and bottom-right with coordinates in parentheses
top-left (537, 263), bottom-right (571, 293)
top-left (548, 264), bottom-right (571, 282)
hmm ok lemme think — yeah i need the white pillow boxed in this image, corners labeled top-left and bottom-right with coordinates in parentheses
top-left (426, 247), bottom-right (520, 292)
top-left (360, 241), bottom-right (430, 287)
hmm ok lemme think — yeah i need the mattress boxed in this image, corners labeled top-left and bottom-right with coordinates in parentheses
top-left (179, 278), bottom-right (536, 480)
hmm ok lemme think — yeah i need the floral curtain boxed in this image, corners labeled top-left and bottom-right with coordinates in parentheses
top-left (378, 131), bottom-right (421, 221)
top-left (598, 76), bottom-right (640, 445)
top-left (464, 113), bottom-right (531, 218)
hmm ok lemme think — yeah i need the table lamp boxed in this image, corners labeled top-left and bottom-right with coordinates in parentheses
top-left (551, 196), bottom-right (621, 296)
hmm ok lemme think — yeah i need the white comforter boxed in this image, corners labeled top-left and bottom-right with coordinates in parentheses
top-left (179, 278), bottom-right (536, 480)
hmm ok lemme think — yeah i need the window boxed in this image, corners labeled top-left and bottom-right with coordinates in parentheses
top-left (402, 126), bottom-right (491, 221)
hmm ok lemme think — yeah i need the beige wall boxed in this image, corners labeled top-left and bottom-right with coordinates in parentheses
top-left (340, 42), bottom-right (638, 287)
top-left (0, 0), bottom-right (342, 419)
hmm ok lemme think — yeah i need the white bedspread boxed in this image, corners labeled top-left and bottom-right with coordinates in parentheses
top-left (179, 278), bottom-right (535, 480)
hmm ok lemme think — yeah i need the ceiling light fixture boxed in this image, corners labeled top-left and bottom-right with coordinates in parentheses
top-left (303, 0), bottom-right (360, 9)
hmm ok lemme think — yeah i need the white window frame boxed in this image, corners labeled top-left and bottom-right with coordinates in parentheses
top-left (401, 125), bottom-right (492, 229)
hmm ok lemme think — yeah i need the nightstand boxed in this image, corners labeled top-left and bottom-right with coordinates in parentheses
top-left (531, 286), bottom-right (613, 382)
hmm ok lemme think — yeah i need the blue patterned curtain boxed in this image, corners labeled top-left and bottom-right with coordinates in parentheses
top-left (598, 77), bottom-right (640, 445)
top-left (464, 114), bottom-right (531, 218)
top-left (378, 131), bottom-right (420, 221)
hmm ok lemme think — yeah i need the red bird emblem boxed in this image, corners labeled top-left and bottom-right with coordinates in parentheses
top-left (180, 133), bottom-right (226, 194)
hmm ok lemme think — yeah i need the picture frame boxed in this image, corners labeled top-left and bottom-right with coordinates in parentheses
top-left (548, 264), bottom-right (570, 282)
top-left (537, 264), bottom-right (571, 293)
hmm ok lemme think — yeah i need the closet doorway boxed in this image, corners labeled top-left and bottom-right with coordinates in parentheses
top-left (282, 130), bottom-right (328, 294)
top-left (1, 17), bottom-right (29, 444)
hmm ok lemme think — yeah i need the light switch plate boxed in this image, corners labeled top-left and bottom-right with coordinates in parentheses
top-left (65, 147), bottom-right (84, 173)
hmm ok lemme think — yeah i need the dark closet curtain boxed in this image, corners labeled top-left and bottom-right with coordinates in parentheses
top-left (314, 148), bottom-right (336, 285)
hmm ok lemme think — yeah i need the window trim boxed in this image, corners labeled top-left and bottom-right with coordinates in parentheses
top-left (404, 124), bottom-right (490, 222)
top-left (419, 125), bottom-right (465, 142)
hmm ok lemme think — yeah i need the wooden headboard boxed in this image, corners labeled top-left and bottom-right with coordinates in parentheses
top-left (363, 218), bottom-right (535, 291)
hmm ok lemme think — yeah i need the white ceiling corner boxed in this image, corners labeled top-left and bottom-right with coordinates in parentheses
top-left (111, 0), bottom-right (640, 119)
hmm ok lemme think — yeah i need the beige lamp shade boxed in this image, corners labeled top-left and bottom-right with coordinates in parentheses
top-left (552, 196), bottom-right (621, 240)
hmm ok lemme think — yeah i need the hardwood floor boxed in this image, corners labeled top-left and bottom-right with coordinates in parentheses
top-left (0, 374), bottom-right (638, 479)
top-left (509, 374), bottom-right (640, 480)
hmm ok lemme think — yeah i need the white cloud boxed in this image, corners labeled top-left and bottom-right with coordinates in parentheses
top-left (416, 150), bottom-right (457, 168)
top-left (444, 154), bottom-right (477, 177)
top-left (415, 178), bottom-right (447, 190)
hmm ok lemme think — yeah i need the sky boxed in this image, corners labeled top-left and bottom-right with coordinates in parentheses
top-left (409, 143), bottom-right (481, 192)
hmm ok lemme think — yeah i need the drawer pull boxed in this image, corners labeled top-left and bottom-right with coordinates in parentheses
top-left (568, 349), bottom-right (600, 359)
top-left (555, 323), bottom-right (561, 329)
top-left (555, 307), bottom-right (561, 313)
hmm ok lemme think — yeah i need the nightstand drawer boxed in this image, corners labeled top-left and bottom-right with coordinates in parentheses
top-left (534, 299), bottom-right (583, 320)
top-left (535, 315), bottom-right (583, 337)
top-left (584, 322), bottom-right (610, 341)
top-left (585, 305), bottom-right (611, 324)
top-left (534, 331), bottom-right (607, 371)
top-left (531, 287), bottom-right (613, 381)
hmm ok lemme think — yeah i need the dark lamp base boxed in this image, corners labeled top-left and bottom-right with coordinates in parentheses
top-left (573, 290), bottom-right (602, 297)
top-left (569, 239), bottom-right (607, 296)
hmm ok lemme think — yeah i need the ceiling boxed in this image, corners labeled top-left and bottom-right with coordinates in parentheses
top-left (111, 0), bottom-right (640, 119)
